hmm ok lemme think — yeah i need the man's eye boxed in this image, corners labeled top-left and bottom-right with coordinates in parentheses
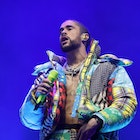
top-left (68, 27), bottom-right (72, 31)
top-left (60, 29), bottom-right (63, 33)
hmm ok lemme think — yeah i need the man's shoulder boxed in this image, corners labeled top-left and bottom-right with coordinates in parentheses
top-left (98, 54), bottom-right (133, 67)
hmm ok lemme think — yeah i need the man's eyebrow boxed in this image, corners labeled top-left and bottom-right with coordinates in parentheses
top-left (66, 25), bottom-right (74, 28)
top-left (60, 25), bottom-right (74, 31)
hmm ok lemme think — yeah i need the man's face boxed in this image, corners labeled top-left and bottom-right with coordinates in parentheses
top-left (59, 20), bottom-right (82, 52)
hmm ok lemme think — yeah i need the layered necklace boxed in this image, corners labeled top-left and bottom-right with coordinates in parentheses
top-left (64, 59), bottom-right (86, 77)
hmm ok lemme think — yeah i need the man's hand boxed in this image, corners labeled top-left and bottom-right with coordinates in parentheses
top-left (77, 117), bottom-right (102, 140)
top-left (36, 77), bottom-right (52, 94)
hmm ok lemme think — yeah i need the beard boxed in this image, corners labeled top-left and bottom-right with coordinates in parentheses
top-left (60, 39), bottom-right (81, 52)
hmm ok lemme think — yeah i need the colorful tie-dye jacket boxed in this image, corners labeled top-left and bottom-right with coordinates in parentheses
top-left (19, 42), bottom-right (137, 139)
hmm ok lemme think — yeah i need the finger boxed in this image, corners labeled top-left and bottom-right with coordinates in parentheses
top-left (37, 83), bottom-right (52, 93)
top-left (40, 82), bottom-right (52, 89)
top-left (36, 87), bottom-right (49, 94)
top-left (77, 124), bottom-right (87, 140)
top-left (37, 74), bottom-right (46, 83)
top-left (76, 129), bottom-right (81, 140)
top-left (78, 131), bottom-right (89, 140)
top-left (78, 124), bottom-right (95, 140)
top-left (34, 74), bottom-right (48, 85)
top-left (77, 126), bottom-right (84, 140)
top-left (42, 78), bottom-right (52, 84)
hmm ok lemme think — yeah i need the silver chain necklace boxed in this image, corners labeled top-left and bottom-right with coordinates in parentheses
top-left (64, 59), bottom-right (85, 76)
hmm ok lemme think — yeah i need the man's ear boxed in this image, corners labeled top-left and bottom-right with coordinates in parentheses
top-left (81, 33), bottom-right (89, 41)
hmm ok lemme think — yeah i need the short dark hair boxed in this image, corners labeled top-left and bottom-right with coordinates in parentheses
top-left (72, 20), bottom-right (91, 48)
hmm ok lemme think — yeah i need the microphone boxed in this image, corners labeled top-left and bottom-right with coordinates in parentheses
top-left (34, 70), bottom-right (58, 110)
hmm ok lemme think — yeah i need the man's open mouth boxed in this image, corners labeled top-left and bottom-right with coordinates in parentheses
top-left (61, 37), bottom-right (69, 44)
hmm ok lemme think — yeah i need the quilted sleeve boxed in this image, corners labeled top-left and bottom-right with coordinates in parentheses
top-left (19, 85), bottom-right (45, 130)
top-left (94, 66), bottom-right (138, 133)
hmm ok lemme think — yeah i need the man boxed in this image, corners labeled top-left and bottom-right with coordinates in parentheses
top-left (20, 20), bottom-right (137, 140)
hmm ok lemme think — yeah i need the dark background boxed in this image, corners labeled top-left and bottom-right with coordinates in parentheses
top-left (0, 0), bottom-right (139, 140)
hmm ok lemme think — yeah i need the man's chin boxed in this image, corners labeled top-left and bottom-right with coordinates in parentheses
top-left (61, 47), bottom-right (71, 52)
top-left (61, 46), bottom-right (79, 52)
top-left (60, 42), bottom-right (80, 52)
top-left (61, 44), bottom-right (71, 52)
